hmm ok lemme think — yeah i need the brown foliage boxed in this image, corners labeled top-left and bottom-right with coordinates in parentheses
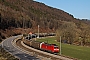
top-left (0, 0), bottom-right (77, 31)
top-left (0, 0), bottom-right (90, 45)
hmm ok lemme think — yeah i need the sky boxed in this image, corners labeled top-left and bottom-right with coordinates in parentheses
top-left (33, 0), bottom-right (90, 19)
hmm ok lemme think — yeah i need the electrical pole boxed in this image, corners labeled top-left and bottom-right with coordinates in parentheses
top-left (2, 42), bottom-right (3, 48)
top-left (28, 34), bottom-right (29, 40)
top-left (60, 36), bottom-right (61, 55)
top-left (35, 35), bottom-right (36, 41)
top-left (37, 25), bottom-right (39, 38)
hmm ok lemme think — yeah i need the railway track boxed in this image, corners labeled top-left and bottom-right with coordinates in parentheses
top-left (14, 38), bottom-right (77, 60)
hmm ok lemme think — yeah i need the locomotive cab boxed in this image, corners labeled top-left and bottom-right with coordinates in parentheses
top-left (41, 43), bottom-right (59, 53)
top-left (51, 44), bottom-right (59, 53)
top-left (53, 46), bottom-right (59, 53)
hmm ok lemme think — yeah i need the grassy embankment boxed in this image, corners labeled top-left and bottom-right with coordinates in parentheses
top-left (37, 37), bottom-right (90, 60)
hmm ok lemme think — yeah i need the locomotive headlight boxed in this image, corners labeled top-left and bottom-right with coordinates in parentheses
top-left (54, 49), bottom-right (59, 50)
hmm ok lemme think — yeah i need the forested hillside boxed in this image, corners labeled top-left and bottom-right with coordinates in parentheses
top-left (0, 0), bottom-right (90, 46)
top-left (0, 0), bottom-right (78, 30)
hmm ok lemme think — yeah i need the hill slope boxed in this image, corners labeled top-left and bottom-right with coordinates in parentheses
top-left (0, 0), bottom-right (90, 41)
top-left (0, 0), bottom-right (79, 30)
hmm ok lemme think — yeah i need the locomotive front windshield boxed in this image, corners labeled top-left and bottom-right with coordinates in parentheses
top-left (54, 46), bottom-right (59, 49)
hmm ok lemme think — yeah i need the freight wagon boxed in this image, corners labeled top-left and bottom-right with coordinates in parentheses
top-left (30, 41), bottom-right (41, 49)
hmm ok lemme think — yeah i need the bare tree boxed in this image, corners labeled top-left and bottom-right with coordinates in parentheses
top-left (56, 21), bottom-right (77, 44)
top-left (79, 25), bottom-right (90, 46)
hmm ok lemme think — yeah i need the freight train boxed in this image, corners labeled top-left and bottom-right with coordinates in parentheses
top-left (23, 38), bottom-right (59, 53)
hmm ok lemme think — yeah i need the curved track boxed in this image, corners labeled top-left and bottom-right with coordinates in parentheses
top-left (16, 38), bottom-right (75, 60)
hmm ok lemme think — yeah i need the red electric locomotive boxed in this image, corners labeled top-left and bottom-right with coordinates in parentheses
top-left (40, 42), bottom-right (59, 53)
top-left (23, 38), bottom-right (59, 53)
